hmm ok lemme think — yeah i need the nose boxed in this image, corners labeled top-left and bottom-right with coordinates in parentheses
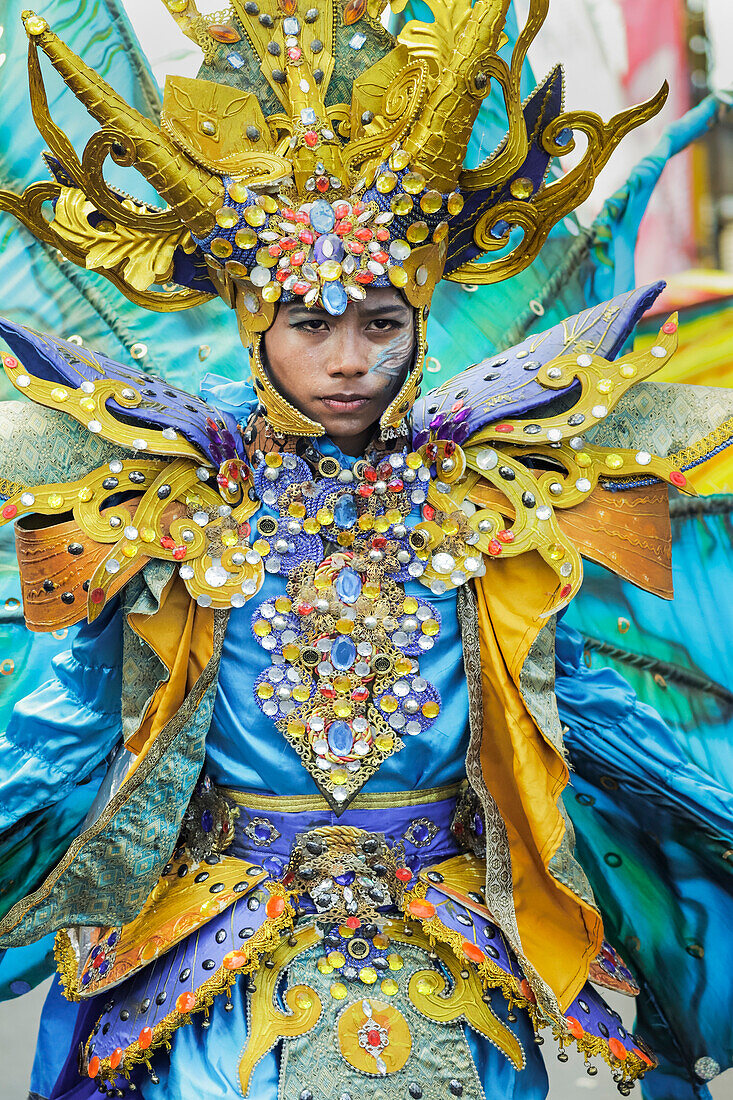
top-left (325, 325), bottom-right (369, 379)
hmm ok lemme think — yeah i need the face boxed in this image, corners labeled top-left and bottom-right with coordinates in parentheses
top-left (262, 288), bottom-right (415, 455)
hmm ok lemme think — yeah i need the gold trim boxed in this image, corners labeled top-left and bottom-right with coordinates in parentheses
top-left (220, 780), bottom-right (463, 813)
top-left (670, 416), bottom-right (733, 469)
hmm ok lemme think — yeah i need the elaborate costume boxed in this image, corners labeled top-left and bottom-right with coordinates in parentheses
top-left (0, 2), bottom-right (731, 1099)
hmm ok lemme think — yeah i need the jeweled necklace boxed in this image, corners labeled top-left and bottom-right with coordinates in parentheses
top-left (249, 447), bottom-right (459, 811)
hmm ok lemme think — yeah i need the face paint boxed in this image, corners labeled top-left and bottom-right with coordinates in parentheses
top-left (368, 325), bottom-right (414, 388)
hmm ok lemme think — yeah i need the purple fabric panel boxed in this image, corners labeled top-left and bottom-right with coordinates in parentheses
top-left (413, 282), bottom-right (665, 444)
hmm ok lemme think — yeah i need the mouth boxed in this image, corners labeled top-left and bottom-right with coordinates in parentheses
top-left (319, 394), bottom-right (372, 412)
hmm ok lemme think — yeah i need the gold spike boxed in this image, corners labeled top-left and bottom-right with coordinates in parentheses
top-left (22, 11), bottom-right (222, 237)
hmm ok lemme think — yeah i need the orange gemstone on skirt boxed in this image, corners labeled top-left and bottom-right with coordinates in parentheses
top-left (408, 898), bottom-right (436, 919)
top-left (176, 991), bottom-right (196, 1013)
top-left (224, 951), bottom-right (249, 970)
top-left (608, 1038), bottom-right (628, 1060)
top-left (87, 1056), bottom-right (100, 1078)
top-left (565, 1015), bottom-right (584, 1039)
top-left (266, 895), bottom-right (286, 918)
top-left (633, 1046), bottom-right (653, 1066)
top-left (461, 940), bottom-right (486, 964)
top-left (138, 1026), bottom-right (153, 1050)
top-left (109, 1047), bottom-right (123, 1069)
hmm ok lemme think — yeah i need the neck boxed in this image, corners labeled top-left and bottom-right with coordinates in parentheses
top-left (330, 425), bottom-right (375, 458)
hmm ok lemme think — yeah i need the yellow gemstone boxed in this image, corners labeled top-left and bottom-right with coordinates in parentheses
top-left (244, 206), bottom-right (266, 227)
top-left (317, 957), bottom-right (334, 974)
top-left (373, 515), bottom-right (389, 533)
top-left (141, 527), bottom-right (156, 543)
top-left (391, 194), bottom-right (413, 216)
top-left (442, 518), bottom-right (459, 536)
top-left (380, 694), bottom-right (398, 713)
top-left (548, 543), bottom-right (565, 561)
top-left (275, 596), bottom-right (292, 612)
top-left (333, 701), bottom-right (352, 718)
top-left (265, 453), bottom-right (282, 468)
top-left (422, 700), bottom-right (440, 719)
top-left (335, 618), bottom-right (354, 634)
top-left (575, 453), bottom-right (592, 468)
top-left (51, 386), bottom-right (68, 401)
top-left (359, 967), bottom-right (378, 985)
top-left (235, 227), bottom-right (258, 249)
top-left (228, 181), bottom-right (248, 203)
top-left (314, 573), bottom-right (331, 590)
top-left (597, 378), bottom-right (613, 394)
top-left (362, 583), bottom-right (380, 600)
top-left (389, 266), bottom-right (408, 288)
top-left (619, 364), bottom-right (636, 379)
top-left (387, 952), bottom-right (404, 971)
top-left (255, 247), bottom-right (278, 269)
top-left (334, 675), bottom-right (351, 692)
top-left (168, 0), bottom-right (188, 13)
top-left (373, 933), bottom-right (390, 949)
top-left (395, 657), bottom-right (412, 676)
top-left (330, 982), bottom-right (348, 1000)
top-left (337, 531), bottom-right (355, 546)
top-left (292, 685), bottom-right (310, 702)
top-left (338, 924), bottom-right (355, 939)
top-left (386, 509), bottom-right (401, 524)
top-left (447, 191), bottom-right (464, 216)
top-left (253, 619), bottom-right (271, 637)
top-left (420, 190), bottom-right (443, 215)
top-left (510, 176), bottom-right (534, 200)
top-left (406, 221), bottom-right (429, 244)
top-left (376, 171), bottom-right (398, 194)
top-left (304, 518), bottom-right (321, 534)
top-left (331, 768), bottom-right (348, 783)
top-left (24, 14), bottom-right (49, 33)
top-left (78, 487), bottom-right (93, 502)
top-left (390, 149), bottom-right (411, 172)
top-left (327, 950), bottom-right (346, 967)
top-left (288, 501), bottom-right (306, 518)
top-left (122, 544), bottom-right (138, 558)
top-left (222, 531), bottom-right (237, 546)
top-left (316, 508), bottom-right (334, 525)
top-left (433, 220), bottom-right (449, 242)
top-left (210, 237), bottom-right (233, 259)
top-left (216, 207), bottom-right (239, 229)
top-left (416, 977), bottom-right (433, 995)
top-left (421, 618), bottom-right (439, 636)
top-left (375, 735), bottom-right (393, 752)
top-left (253, 538), bottom-right (270, 555)
top-left (288, 719), bottom-right (306, 738)
top-left (357, 514), bottom-right (373, 531)
top-left (80, 398), bottom-right (95, 412)
top-left (406, 452), bottom-right (423, 470)
top-left (319, 260), bottom-right (342, 282)
top-left (257, 682), bottom-right (274, 699)
top-left (605, 453), bottom-right (624, 469)
top-left (262, 282), bottom-right (282, 303)
top-left (283, 644), bottom-right (300, 662)
top-left (48, 494), bottom-right (64, 509)
top-left (403, 171), bottom-right (426, 195)
top-left (257, 194), bottom-right (278, 213)
top-left (381, 978), bottom-right (399, 996)
top-left (295, 991), bottom-right (313, 1009)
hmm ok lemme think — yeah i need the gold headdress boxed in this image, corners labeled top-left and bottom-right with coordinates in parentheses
top-left (2, 2), bottom-right (666, 434)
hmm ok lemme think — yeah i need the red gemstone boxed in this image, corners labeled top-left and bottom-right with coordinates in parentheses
top-left (294, 210), bottom-right (311, 224)
top-left (355, 227), bottom-right (373, 242)
top-left (138, 1026), bottom-right (153, 1051)
top-left (316, 177), bottom-right (330, 192)
top-left (487, 539), bottom-right (502, 556)
top-left (92, 953), bottom-right (103, 969)
top-left (334, 203), bottom-right (350, 219)
top-left (560, 583), bottom-right (572, 599)
top-left (293, 282), bottom-right (310, 295)
top-left (239, 522), bottom-right (251, 537)
top-left (3, 356), bottom-right (18, 369)
top-left (367, 1028), bottom-right (382, 1047)
top-left (266, 895), bottom-right (286, 918)
top-left (444, 441), bottom-right (456, 456)
top-left (291, 250), bottom-right (305, 267)
top-left (364, 466), bottom-right (377, 482)
top-left (423, 504), bottom-right (435, 520)
top-left (176, 991), bottom-right (196, 1013)
top-left (495, 423), bottom-right (514, 433)
top-left (395, 867), bottom-right (412, 882)
top-left (287, 45), bottom-right (302, 62)
top-left (372, 536), bottom-right (387, 549)
top-left (348, 241), bottom-right (364, 255)
top-left (669, 470), bottom-right (686, 487)
top-left (299, 229), bottom-right (314, 245)
top-left (372, 250), bottom-right (389, 264)
top-left (497, 529), bottom-right (514, 543)
top-left (304, 130), bottom-right (318, 148)
top-left (353, 202), bottom-right (366, 216)
top-left (425, 443), bottom-right (437, 459)
top-left (375, 228), bottom-right (390, 241)
top-left (282, 871), bottom-right (295, 887)
top-left (357, 483), bottom-right (374, 496)
top-left (160, 535), bottom-right (175, 549)
top-left (109, 1048), bottom-right (123, 1069)
top-left (280, 236), bottom-right (297, 251)
top-left (387, 478), bottom-right (404, 492)
top-left (90, 588), bottom-right (105, 605)
top-left (320, 686), bottom-right (336, 699)
top-left (275, 268), bottom-right (291, 283)
top-left (662, 319), bottom-right (677, 334)
top-left (217, 474), bottom-right (229, 487)
top-left (351, 687), bottom-right (369, 702)
top-left (1, 503), bottom-right (17, 519)
top-left (282, 208), bottom-right (297, 221)
top-left (268, 243), bottom-right (283, 258)
top-left (335, 220), bottom-right (353, 237)
top-left (345, 916), bottom-right (361, 928)
top-left (298, 603), bottom-right (314, 615)
top-left (172, 546), bottom-right (186, 560)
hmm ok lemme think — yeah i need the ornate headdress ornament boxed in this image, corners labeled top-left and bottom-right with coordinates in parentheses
top-left (3, 2), bottom-right (666, 433)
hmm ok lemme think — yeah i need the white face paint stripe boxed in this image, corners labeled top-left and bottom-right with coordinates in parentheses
top-left (368, 326), bottom-right (414, 382)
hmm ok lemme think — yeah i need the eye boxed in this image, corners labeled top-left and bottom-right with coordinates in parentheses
top-left (293, 318), bottom-right (330, 333)
top-left (367, 318), bottom-right (403, 332)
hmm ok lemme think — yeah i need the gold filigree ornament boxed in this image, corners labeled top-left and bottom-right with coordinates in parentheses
top-left (410, 315), bottom-right (694, 614)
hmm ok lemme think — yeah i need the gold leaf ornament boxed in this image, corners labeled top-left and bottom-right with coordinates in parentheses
top-left (52, 188), bottom-right (192, 292)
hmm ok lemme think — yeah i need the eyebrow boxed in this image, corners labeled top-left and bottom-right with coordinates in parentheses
top-left (284, 301), bottom-right (411, 321)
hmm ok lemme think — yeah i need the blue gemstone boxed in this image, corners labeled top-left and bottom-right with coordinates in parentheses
top-left (331, 635), bottom-right (356, 670)
top-left (201, 809), bottom-right (214, 833)
top-left (411, 822), bottom-right (430, 843)
top-left (314, 233), bottom-right (344, 264)
top-left (227, 51), bottom-right (245, 68)
top-left (310, 199), bottom-right (336, 234)
top-left (327, 721), bottom-right (354, 756)
top-left (473, 813), bottom-right (484, 836)
top-left (322, 280), bottom-right (348, 316)
top-left (254, 822), bottom-right (272, 841)
top-left (335, 567), bottom-right (361, 604)
top-left (333, 493), bottom-right (357, 529)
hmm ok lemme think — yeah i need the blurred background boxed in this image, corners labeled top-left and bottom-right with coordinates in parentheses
top-left (0, 0), bottom-right (732, 1096)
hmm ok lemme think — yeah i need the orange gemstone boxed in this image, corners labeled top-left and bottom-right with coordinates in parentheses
top-left (519, 978), bottom-right (537, 1004)
top-left (609, 1038), bottom-right (628, 1061)
top-left (207, 22), bottom-right (240, 42)
top-left (565, 1015), bottom-right (584, 1039)
top-left (343, 0), bottom-right (367, 23)
top-left (110, 1048), bottom-right (123, 1070)
top-left (223, 951), bottom-right (249, 970)
top-left (266, 895), bottom-right (286, 919)
top-left (138, 1026), bottom-right (153, 1050)
top-left (633, 1046), bottom-right (653, 1066)
top-left (87, 1056), bottom-right (100, 1078)
top-left (408, 898), bottom-right (436, 919)
top-left (462, 941), bottom-right (486, 964)
top-left (278, 0), bottom-right (297, 11)
top-left (176, 991), bottom-right (196, 1013)
top-left (669, 470), bottom-right (687, 487)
